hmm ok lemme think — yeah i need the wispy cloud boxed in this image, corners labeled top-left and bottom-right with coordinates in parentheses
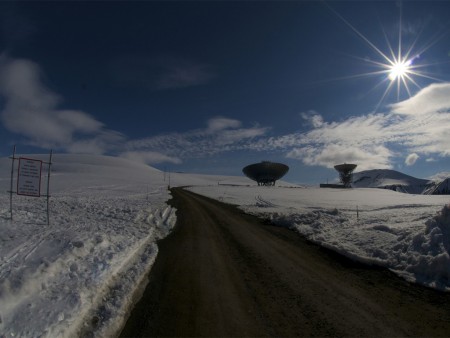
top-left (120, 151), bottom-right (182, 165)
top-left (0, 54), bottom-right (124, 153)
top-left (389, 83), bottom-right (450, 115)
top-left (286, 144), bottom-right (393, 170)
top-left (2, 55), bottom-right (450, 172)
top-left (247, 113), bottom-right (395, 170)
top-left (126, 116), bottom-right (269, 159)
top-left (207, 117), bottom-right (241, 132)
top-left (65, 131), bottom-right (125, 155)
top-left (244, 82), bottom-right (450, 170)
top-left (300, 110), bottom-right (324, 128)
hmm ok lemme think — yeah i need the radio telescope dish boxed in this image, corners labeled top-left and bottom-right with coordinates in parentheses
top-left (243, 161), bottom-right (289, 186)
top-left (334, 163), bottom-right (357, 188)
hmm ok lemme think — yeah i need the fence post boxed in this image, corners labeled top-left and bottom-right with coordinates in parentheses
top-left (9, 145), bottom-right (16, 220)
top-left (46, 150), bottom-right (53, 225)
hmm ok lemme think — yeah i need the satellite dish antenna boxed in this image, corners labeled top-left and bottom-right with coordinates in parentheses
top-left (242, 161), bottom-right (289, 186)
top-left (334, 164), bottom-right (357, 188)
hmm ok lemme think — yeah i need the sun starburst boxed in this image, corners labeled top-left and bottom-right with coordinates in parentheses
top-left (388, 59), bottom-right (412, 81)
top-left (324, 3), bottom-right (446, 111)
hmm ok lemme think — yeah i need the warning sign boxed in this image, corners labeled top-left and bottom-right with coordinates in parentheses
top-left (17, 158), bottom-right (42, 197)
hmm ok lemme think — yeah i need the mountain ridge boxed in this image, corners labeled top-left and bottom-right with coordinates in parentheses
top-left (352, 169), bottom-right (450, 195)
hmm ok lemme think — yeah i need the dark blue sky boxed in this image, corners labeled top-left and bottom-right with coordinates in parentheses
top-left (1, 1), bottom-right (450, 183)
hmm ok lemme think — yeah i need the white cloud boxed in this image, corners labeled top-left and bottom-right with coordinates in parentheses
top-left (120, 151), bottom-right (182, 165)
top-left (126, 118), bottom-right (269, 159)
top-left (253, 112), bottom-right (393, 169)
top-left (3, 54), bottom-right (450, 174)
top-left (0, 55), bottom-right (116, 153)
top-left (216, 126), bottom-right (267, 145)
top-left (250, 82), bottom-right (450, 170)
top-left (405, 153), bottom-right (419, 166)
top-left (0, 56), bottom-right (263, 162)
top-left (207, 117), bottom-right (241, 132)
top-left (390, 83), bottom-right (450, 115)
top-left (287, 144), bottom-right (393, 170)
top-left (428, 172), bottom-right (450, 182)
top-left (300, 110), bottom-right (324, 128)
top-left (66, 131), bottom-right (125, 155)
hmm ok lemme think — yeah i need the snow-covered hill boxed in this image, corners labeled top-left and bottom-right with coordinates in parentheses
top-left (352, 169), bottom-right (449, 195)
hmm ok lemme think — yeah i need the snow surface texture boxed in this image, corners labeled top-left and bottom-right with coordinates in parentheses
top-left (189, 185), bottom-right (450, 291)
top-left (0, 155), bottom-right (179, 338)
top-left (1, 154), bottom-right (450, 337)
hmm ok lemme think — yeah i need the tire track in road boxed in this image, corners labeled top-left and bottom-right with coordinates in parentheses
top-left (120, 188), bottom-right (450, 337)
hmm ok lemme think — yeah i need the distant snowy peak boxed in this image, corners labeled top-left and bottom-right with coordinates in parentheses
top-left (353, 169), bottom-right (429, 188)
top-left (352, 169), bottom-right (449, 195)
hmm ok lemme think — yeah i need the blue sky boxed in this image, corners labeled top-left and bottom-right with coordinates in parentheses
top-left (1, 1), bottom-right (450, 184)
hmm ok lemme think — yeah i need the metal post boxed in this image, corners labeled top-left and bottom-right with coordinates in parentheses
top-left (9, 145), bottom-right (16, 220)
top-left (47, 149), bottom-right (53, 225)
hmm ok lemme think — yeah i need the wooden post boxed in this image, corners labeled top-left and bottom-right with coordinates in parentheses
top-left (46, 150), bottom-right (53, 225)
top-left (9, 145), bottom-right (16, 220)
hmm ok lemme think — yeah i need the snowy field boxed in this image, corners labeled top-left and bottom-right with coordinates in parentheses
top-left (1, 154), bottom-right (450, 337)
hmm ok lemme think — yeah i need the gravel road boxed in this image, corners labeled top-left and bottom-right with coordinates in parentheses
top-left (120, 188), bottom-right (450, 337)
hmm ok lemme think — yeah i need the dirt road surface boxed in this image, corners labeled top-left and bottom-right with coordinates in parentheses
top-left (120, 188), bottom-right (450, 337)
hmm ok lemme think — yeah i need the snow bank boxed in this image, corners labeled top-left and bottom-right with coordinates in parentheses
top-left (401, 205), bottom-right (450, 289)
top-left (0, 155), bottom-right (177, 337)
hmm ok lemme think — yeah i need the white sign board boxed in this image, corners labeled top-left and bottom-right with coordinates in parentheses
top-left (17, 158), bottom-right (42, 197)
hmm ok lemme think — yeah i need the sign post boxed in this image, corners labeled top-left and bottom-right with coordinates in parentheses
top-left (8, 146), bottom-right (53, 225)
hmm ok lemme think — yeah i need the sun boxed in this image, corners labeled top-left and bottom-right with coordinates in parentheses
top-left (388, 59), bottom-right (412, 81)
top-left (324, 3), bottom-right (445, 111)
